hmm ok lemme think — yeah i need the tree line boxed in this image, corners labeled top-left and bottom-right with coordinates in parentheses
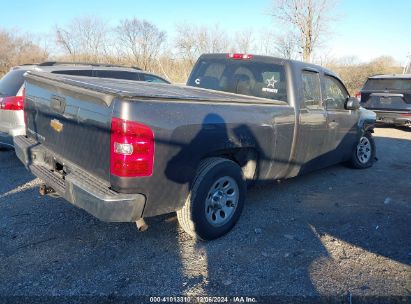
top-left (0, 0), bottom-right (404, 94)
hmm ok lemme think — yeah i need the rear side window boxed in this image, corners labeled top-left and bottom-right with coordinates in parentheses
top-left (364, 79), bottom-right (411, 91)
top-left (142, 74), bottom-right (169, 84)
top-left (302, 71), bottom-right (322, 109)
top-left (188, 59), bottom-right (287, 102)
top-left (52, 70), bottom-right (93, 77)
top-left (93, 70), bottom-right (140, 81)
top-left (0, 69), bottom-right (26, 97)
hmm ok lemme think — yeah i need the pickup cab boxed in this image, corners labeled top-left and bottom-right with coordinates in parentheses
top-left (14, 53), bottom-right (376, 240)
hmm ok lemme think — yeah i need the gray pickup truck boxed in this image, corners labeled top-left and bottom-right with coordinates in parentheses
top-left (14, 53), bottom-right (376, 240)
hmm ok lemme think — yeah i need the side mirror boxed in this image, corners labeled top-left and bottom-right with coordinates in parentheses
top-left (345, 97), bottom-right (360, 110)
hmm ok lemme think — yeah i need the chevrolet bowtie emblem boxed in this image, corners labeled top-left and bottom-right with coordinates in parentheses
top-left (50, 119), bottom-right (63, 133)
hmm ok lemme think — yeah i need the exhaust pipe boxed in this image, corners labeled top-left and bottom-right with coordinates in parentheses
top-left (39, 184), bottom-right (56, 196)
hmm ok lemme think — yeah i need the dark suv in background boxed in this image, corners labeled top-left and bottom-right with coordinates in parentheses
top-left (0, 62), bottom-right (170, 146)
top-left (359, 74), bottom-right (411, 127)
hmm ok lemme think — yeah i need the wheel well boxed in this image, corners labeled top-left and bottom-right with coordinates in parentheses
top-left (205, 148), bottom-right (258, 180)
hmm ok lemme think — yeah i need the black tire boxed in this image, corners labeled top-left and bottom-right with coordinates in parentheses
top-left (0, 143), bottom-right (14, 151)
top-left (177, 157), bottom-right (246, 240)
top-left (396, 125), bottom-right (411, 131)
top-left (348, 132), bottom-right (376, 169)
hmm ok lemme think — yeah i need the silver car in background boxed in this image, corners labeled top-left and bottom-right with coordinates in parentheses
top-left (0, 68), bottom-right (28, 148)
top-left (0, 62), bottom-right (170, 147)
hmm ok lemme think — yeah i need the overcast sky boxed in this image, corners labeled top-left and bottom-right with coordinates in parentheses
top-left (1, 0), bottom-right (410, 64)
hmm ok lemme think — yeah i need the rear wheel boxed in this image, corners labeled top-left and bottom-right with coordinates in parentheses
top-left (349, 132), bottom-right (376, 169)
top-left (0, 136), bottom-right (14, 151)
top-left (396, 125), bottom-right (411, 130)
top-left (177, 158), bottom-right (246, 240)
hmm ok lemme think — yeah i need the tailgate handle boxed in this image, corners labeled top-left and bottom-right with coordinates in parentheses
top-left (50, 95), bottom-right (66, 114)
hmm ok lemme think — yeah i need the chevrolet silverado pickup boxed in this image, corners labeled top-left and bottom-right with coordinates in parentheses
top-left (14, 53), bottom-right (376, 240)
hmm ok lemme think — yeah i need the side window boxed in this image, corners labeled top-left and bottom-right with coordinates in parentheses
top-left (0, 69), bottom-right (26, 96)
top-left (302, 71), bottom-right (322, 109)
top-left (52, 70), bottom-right (93, 77)
top-left (143, 74), bottom-right (168, 84)
top-left (324, 76), bottom-right (349, 110)
top-left (94, 70), bottom-right (140, 81)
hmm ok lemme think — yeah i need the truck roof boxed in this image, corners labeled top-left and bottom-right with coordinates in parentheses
top-left (25, 71), bottom-right (287, 105)
top-left (197, 53), bottom-right (341, 80)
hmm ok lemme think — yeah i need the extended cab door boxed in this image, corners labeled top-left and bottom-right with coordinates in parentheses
top-left (322, 74), bottom-right (359, 163)
top-left (294, 70), bottom-right (328, 174)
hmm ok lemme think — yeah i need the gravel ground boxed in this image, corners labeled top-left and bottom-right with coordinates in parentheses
top-left (0, 126), bottom-right (410, 303)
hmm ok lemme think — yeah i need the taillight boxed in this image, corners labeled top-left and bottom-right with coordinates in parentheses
top-left (227, 53), bottom-right (253, 60)
top-left (355, 92), bottom-right (362, 101)
top-left (0, 96), bottom-right (24, 110)
top-left (400, 113), bottom-right (411, 117)
top-left (110, 117), bottom-right (154, 177)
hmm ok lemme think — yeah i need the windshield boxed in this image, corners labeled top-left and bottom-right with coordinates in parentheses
top-left (363, 78), bottom-right (411, 91)
top-left (0, 69), bottom-right (27, 97)
top-left (187, 59), bottom-right (287, 102)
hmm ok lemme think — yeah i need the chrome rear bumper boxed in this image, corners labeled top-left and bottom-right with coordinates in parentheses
top-left (14, 135), bottom-right (146, 222)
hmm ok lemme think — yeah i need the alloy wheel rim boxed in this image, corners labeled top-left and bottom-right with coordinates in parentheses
top-left (356, 136), bottom-right (372, 164)
top-left (205, 176), bottom-right (239, 227)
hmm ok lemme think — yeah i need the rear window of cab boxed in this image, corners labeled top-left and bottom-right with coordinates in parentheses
top-left (188, 59), bottom-right (287, 102)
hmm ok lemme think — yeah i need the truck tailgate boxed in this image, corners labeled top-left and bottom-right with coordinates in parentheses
top-left (24, 72), bottom-right (114, 181)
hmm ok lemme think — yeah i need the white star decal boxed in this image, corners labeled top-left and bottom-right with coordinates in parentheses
top-left (266, 76), bottom-right (278, 88)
